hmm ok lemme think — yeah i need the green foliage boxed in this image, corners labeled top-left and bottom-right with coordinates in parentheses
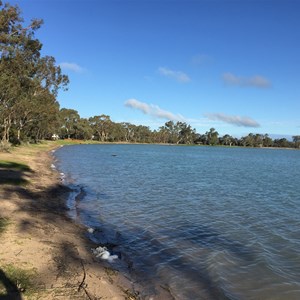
top-left (0, 217), bottom-right (10, 235)
top-left (293, 135), bottom-right (300, 148)
top-left (0, 1), bottom-right (68, 144)
top-left (0, 264), bottom-right (37, 296)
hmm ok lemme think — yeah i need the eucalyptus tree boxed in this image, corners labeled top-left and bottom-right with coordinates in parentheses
top-left (59, 108), bottom-right (80, 139)
top-left (273, 138), bottom-right (291, 148)
top-left (132, 125), bottom-right (152, 143)
top-left (120, 122), bottom-right (136, 142)
top-left (220, 134), bottom-right (235, 146)
top-left (0, 1), bottom-right (68, 143)
top-left (155, 126), bottom-right (170, 144)
top-left (73, 118), bottom-right (93, 140)
top-left (108, 122), bottom-right (126, 142)
top-left (205, 128), bottom-right (219, 145)
top-left (262, 134), bottom-right (273, 147)
top-left (23, 96), bottom-right (60, 142)
top-left (240, 133), bottom-right (255, 147)
top-left (89, 114), bottom-right (113, 142)
top-left (253, 134), bottom-right (264, 147)
top-left (177, 122), bottom-right (196, 144)
top-left (292, 135), bottom-right (300, 148)
top-left (163, 121), bottom-right (180, 144)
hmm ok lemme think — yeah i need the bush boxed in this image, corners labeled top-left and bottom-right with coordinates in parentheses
top-left (0, 141), bottom-right (11, 152)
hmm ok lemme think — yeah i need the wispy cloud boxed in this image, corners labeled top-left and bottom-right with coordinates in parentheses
top-left (125, 98), bottom-right (185, 122)
top-left (158, 67), bottom-right (190, 83)
top-left (205, 113), bottom-right (260, 127)
top-left (59, 62), bottom-right (85, 73)
top-left (191, 54), bottom-right (213, 65)
top-left (222, 72), bottom-right (271, 88)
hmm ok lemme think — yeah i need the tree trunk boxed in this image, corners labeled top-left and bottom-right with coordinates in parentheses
top-left (2, 115), bottom-right (12, 143)
top-left (17, 129), bottom-right (21, 141)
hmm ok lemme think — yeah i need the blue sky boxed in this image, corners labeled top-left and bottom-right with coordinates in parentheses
top-left (9, 0), bottom-right (300, 137)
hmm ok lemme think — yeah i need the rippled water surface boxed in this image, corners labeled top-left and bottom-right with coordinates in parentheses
top-left (54, 144), bottom-right (300, 299)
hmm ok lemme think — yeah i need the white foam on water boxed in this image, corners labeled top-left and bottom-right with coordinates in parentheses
top-left (59, 172), bottom-right (65, 182)
top-left (87, 227), bottom-right (94, 233)
top-left (91, 246), bottom-right (118, 263)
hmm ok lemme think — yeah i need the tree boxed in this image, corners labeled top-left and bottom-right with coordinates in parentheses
top-left (240, 133), bottom-right (255, 147)
top-left (0, 2), bottom-right (68, 144)
top-left (177, 122), bottom-right (196, 144)
top-left (220, 134), bottom-right (235, 146)
top-left (292, 135), bottom-right (300, 148)
top-left (59, 108), bottom-right (80, 139)
top-left (273, 138), bottom-right (291, 148)
top-left (89, 114), bottom-right (112, 142)
top-left (162, 121), bottom-right (182, 144)
top-left (133, 125), bottom-right (152, 143)
top-left (155, 126), bottom-right (169, 144)
top-left (205, 128), bottom-right (219, 145)
top-left (262, 134), bottom-right (273, 147)
top-left (108, 122), bottom-right (126, 142)
top-left (73, 118), bottom-right (93, 140)
top-left (119, 122), bottom-right (136, 142)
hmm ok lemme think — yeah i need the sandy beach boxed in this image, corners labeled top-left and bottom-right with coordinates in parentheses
top-left (0, 142), bottom-right (140, 299)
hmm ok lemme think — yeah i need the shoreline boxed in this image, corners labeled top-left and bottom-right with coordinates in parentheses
top-left (52, 144), bottom-right (174, 300)
top-left (0, 142), bottom-right (141, 299)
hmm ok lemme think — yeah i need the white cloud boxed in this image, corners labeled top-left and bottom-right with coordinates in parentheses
top-left (205, 113), bottom-right (260, 127)
top-left (191, 54), bottom-right (213, 65)
top-left (222, 72), bottom-right (271, 88)
top-left (158, 67), bottom-right (190, 83)
top-left (125, 98), bottom-right (185, 122)
top-left (59, 62), bottom-right (85, 73)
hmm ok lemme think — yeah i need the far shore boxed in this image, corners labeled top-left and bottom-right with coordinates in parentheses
top-left (0, 141), bottom-right (144, 299)
top-left (39, 138), bottom-right (300, 150)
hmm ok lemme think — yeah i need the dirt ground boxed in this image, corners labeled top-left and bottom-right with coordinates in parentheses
top-left (0, 142), bottom-right (141, 300)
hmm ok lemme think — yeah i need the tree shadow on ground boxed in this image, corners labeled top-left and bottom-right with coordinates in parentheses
top-left (2, 182), bottom-right (92, 298)
top-left (0, 269), bottom-right (22, 300)
top-left (0, 161), bottom-right (33, 185)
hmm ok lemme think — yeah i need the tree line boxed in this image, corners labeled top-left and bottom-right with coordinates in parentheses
top-left (52, 112), bottom-right (300, 148)
top-left (1, 2), bottom-right (299, 150)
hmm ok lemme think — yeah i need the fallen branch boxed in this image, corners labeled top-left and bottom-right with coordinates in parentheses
top-left (15, 250), bottom-right (23, 256)
top-left (78, 260), bottom-right (93, 300)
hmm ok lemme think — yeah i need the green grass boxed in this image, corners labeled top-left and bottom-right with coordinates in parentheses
top-left (55, 139), bottom-right (101, 146)
top-left (0, 161), bottom-right (32, 172)
top-left (0, 264), bottom-right (37, 297)
top-left (0, 218), bottom-right (10, 235)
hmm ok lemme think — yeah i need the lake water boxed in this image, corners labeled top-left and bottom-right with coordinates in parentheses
top-left (54, 144), bottom-right (300, 300)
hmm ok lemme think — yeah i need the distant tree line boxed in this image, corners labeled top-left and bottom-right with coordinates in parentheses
top-left (1, 2), bottom-right (299, 150)
top-left (54, 112), bottom-right (300, 148)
